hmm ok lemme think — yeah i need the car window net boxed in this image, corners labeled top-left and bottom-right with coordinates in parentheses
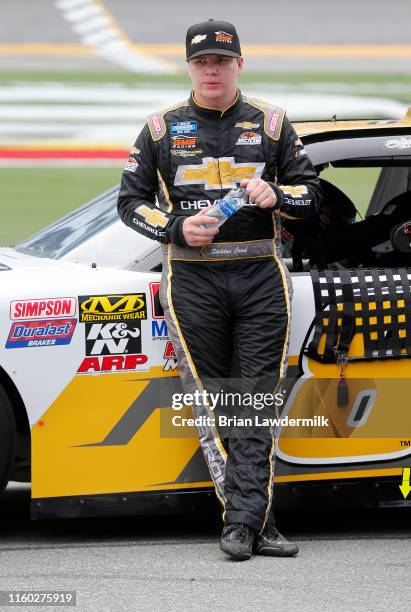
top-left (306, 268), bottom-right (411, 363)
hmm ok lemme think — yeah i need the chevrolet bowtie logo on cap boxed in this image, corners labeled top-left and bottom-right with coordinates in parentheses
top-left (186, 19), bottom-right (241, 60)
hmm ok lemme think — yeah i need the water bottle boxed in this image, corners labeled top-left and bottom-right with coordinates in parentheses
top-left (202, 187), bottom-right (250, 229)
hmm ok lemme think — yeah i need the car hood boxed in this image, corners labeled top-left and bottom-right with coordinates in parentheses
top-left (0, 247), bottom-right (73, 271)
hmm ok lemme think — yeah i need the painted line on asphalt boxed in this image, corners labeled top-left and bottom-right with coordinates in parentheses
top-left (0, 43), bottom-right (91, 55)
top-left (133, 44), bottom-right (411, 58)
top-left (2, 42), bottom-right (411, 58)
top-left (54, 0), bottom-right (178, 73)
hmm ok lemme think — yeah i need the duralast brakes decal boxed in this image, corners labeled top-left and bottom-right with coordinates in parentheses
top-left (78, 293), bottom-right (147, 323)
top-left (6, 318), bottom-right (76, 349)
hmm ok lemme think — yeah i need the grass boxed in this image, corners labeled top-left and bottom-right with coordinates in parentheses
top-left (1, 71), bottom-right (410, 85)
top-left (0, 168), bottom-right (121, 247)
top-left (319, 166), bottom-right (380, 218)
top-left (0, 70), bottom-right (410, 103)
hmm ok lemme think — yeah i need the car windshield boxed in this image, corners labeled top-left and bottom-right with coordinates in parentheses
top-left (16, 185), bottom-right (120, 259)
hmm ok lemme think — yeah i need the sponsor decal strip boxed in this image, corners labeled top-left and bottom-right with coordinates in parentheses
top-left (77, 292), bottom-right (148, 374)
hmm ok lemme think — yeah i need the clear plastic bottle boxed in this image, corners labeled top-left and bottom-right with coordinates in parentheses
top-left (202, 187), bottom-right (250, 229)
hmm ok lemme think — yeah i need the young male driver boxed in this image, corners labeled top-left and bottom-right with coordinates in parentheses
top-left (118, 19), bottom-right (322, 561)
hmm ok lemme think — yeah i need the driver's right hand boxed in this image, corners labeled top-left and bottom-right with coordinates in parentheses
top-left (182, 208), bottom-right (219, 247)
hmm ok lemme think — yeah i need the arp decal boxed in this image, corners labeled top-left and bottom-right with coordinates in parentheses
top-left (6, 318), bottom-right (76, 349)
top-left (77, 354), bottom-right (148, 374)
top-left (10, 297), bottom-right (76, 320)
top-left (85, 321), bottom-right (142, 356)
top-left (78, 294), bottom-right (147, 323)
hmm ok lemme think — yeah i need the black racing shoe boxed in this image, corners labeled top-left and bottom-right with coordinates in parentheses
top-left (220, 523), bottom-right (255, 561)
top-left (254, 525), bottom-right (299, 557)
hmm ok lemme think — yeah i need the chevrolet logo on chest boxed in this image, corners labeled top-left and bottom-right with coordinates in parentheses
top-left (174, 157), bottom-right (265, 190)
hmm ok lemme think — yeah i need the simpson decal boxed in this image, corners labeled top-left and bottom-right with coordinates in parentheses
top-left (152, 115), bottom-right (162, 133)
top-left (269, 112), bottom-right (280, 133)
top-left (10, 297), bottom-right (76, 320)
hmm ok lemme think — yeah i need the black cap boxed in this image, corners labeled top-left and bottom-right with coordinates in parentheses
top-left (186, 19), bottom-right (241, 61)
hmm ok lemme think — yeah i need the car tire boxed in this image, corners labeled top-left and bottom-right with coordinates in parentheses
top-left (0, 384), bottom-right (16, 492)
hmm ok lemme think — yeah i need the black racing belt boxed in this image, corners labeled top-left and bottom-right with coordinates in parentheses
top-left (306, 268), bottom-right (411, 363)
top-left (168, 239), bottom-right (276, 261)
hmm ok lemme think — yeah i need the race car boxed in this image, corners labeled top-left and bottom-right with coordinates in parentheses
top-left (1, 110), bottom-right (411, 519)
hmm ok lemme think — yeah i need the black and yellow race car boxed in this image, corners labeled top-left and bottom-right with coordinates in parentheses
top-left (0, 110), bottom-right (410, 518)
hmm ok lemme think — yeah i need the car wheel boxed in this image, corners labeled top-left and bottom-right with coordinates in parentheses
top-left (0, 384), bottom-right (16, 492)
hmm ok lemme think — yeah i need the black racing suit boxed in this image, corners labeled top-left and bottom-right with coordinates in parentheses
top-left (118, 91), bottom-right (322, 533)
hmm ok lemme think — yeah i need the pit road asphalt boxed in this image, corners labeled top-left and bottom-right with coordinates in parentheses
top-left (1, 0), bottom-right (411, 72)
top-left (0, 484), bottom-right (410, 611)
